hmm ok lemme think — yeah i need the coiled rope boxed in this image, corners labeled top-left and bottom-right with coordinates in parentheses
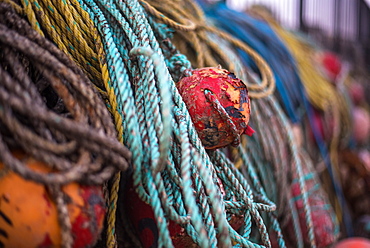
top-left (15, 0), bottom-right (284, 247)
top-left (0, 3), bottom-right (131, 248)
top-left (200, 1), bottom-right (307, 124)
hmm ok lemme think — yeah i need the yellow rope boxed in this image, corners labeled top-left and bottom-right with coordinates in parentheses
top-left (19, 0), bottom-right (103, 87)
top-left (19, 0), bottom-right (44, 35)
top-left (141, 0), bottom-right (276, 99)
top-left (92, 22), bottom-right (124, 248)
top-left (19, 0), bottom-right (124, 246)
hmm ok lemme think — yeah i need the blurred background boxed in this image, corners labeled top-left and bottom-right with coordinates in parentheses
top-left (228, 0), bottom-right (370, 73)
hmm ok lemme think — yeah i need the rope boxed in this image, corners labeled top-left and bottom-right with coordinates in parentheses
top-left (16, 0), bottom-right (129, 245)
top-left (6, 0), bottom-right (340, 247)
top-left (249, 7), bottom-right (353, 235)
top-left (140, 0), bottom-right (276, 99)
top-left (73, 0), bottom-right (283, 247)
top-left (0, 3), bottom-right (130, 248)
top-left (19, 0), bottom-right (103, 87)
top-left (201, 2), bottom-right (308, 124)
top-left (140, 1), bottom-right (342, 247)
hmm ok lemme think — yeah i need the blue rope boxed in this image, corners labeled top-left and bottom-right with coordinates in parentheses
top-left (198, 1), bottom-right (308, 124)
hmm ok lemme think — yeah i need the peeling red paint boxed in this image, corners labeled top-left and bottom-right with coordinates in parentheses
top-left (177, 67), bottom-right (253, 149)
top-left (71, 186), bottom-right (105, 248)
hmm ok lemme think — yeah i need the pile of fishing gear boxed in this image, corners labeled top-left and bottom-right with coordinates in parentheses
top-left (0, 0), bottom-right (369, 247)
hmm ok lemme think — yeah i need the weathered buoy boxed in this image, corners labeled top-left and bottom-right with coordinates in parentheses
top-left (0, 152), bottom-right (105, 248)
top-left (177, 67), bottom-right (254, 149)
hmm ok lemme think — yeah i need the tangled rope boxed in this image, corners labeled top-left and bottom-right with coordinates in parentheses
top-left (16, 0), bottom-right (286, 247)
top-left (6, 0), bottom-right (341, 247)
top-left (142, 1), bottom-right (340, 247)
top-left (0, 2), bottom-right (131, 247)
top-left (248, 7), bottom-right (353, 235)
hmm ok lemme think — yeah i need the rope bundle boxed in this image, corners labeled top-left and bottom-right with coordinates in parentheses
top-left (2, 0), bottom-right (343, 247)
top-left (142, 1), bottom-right (340, 247)
top-left (0, 2), bottom-right (130, 247)
top-left (13, 0), bottom-right (284, 247)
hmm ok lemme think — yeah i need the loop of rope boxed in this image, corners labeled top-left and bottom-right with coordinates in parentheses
top-left (139, 0), bottom-right (197, 32)
top-left (129, 46), bottom-right (173, 174)
top-left (141, 0), bottom-right (276, 99)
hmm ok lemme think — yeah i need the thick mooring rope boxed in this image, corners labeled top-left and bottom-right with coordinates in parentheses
top-left (0, 3), bottom-right (131, 248)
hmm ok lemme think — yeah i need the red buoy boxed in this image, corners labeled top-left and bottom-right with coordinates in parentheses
top-left (177, 67), bottom-right (254, 149)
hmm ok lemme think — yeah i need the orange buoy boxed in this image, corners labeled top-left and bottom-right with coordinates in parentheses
top-left (0, 152), bottom-right (105, 248)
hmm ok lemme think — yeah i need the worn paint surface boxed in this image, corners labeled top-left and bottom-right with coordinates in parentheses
top-left (0, 152), bottom-right (105, 248)
top-left (177, 67), bottom-right (253, 149)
